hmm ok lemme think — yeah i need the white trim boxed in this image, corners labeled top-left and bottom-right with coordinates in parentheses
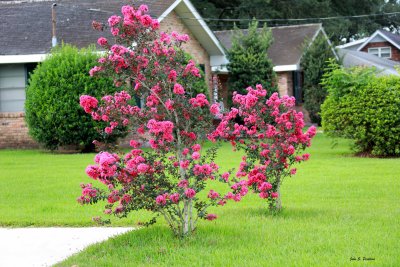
top-left (273, 64), bottom-right (299, 72)
top-left (336, 37), bottom-right (368, 49)
top-left (211, 65), bottom-right (228, 73)
top-left (357, 30), bottom-right (400, 51)
top-left (368, 46), bottom-right (392, 59)
top-left (320, 28), bottom-right (339, 60)
top-left (0, 54), bottom-right (47, 64)
top-left (157, 0), bottom-right (182, 22)
top-left (181, 0), bottom-right (226, 55)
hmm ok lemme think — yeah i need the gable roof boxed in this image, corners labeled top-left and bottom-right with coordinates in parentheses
top-left (0, 0), bottom-right (176, 56)
top-left (214, 24), bottom-right (323, 70)
top-left (357, 29), bottom-right (400, 51)
top-left (338, 48), bottom-right (400, 76)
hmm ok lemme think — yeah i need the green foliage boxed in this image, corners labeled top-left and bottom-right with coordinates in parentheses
top-left (25, 44), bottom-right (125, 151)
top-left (192, 0), bottom-right (400, 43)
top-left (321, 62), bottom-right (400, 156)
top-left (301, 35), bottom-right (336, 125)
top-left (227, 20), bottom-right (276, 105)
top-left (179, 52), bottom-right (209, 98)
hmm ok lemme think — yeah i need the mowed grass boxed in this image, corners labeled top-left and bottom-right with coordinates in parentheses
top-left (1, 133), bottom-right (400, 266)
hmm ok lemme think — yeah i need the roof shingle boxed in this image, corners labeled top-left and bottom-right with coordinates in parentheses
top-left (214, 24), bottom-right (321, 66)
top-left (0, 0), bottom-right (176, 55)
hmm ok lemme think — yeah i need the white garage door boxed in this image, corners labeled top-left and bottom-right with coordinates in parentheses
top-left (0, 64), bottom-right (26, 112)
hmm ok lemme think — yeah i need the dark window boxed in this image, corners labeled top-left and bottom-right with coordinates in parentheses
top-left (293, 71), bottom-right (303, 104)
top-left (199, 64), bottom-right (205, 73)
top-left (25, 63), bottom-right (38, 84)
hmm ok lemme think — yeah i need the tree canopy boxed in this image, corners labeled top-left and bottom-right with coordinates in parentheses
top-left (192, 0), bottom-right (400, 43)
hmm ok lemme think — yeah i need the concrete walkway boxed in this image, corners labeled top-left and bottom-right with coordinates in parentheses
top-left (0, 227), bottom-right (134, 267)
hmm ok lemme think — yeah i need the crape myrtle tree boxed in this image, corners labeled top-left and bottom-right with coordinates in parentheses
top-left (78, 4), bottom-right (316, 237)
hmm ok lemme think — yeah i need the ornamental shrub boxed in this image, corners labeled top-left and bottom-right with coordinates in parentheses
top-left (209, 86), bottom-right (316, 211)
top-left (78, 4), bottom-right (315, 237)
top-left (25, 44), bottom-right (125, 151)
top-left (321, 61), bottom-right (400, 156)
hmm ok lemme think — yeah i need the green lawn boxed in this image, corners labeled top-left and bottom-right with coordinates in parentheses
top-left (1, 133), bottom-right (399, 266)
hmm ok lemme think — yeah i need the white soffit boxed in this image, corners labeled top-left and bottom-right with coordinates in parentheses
top-left (0, 54), bottom-right (47, 64)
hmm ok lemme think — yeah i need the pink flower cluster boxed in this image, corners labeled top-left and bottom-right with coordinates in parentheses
top-left (210, 84), bottom-right (316, 204)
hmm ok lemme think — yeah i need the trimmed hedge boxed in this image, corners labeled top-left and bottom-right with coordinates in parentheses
top-left (321, 62), bottom-right (400, 156)
top-left (25, 44), bottom-right (125, 151)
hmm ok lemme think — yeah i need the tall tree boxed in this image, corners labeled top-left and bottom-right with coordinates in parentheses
top-left (227, 20), bottom-right (276, 105)
top-left (301, 35), bottom-right (337, 125)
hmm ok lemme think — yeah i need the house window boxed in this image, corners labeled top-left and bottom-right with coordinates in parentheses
top-left (368, 47), bottom-right (391, 59)
top-left (0, 64), bottom-right (26, 112)
top-left (293, 71), bottom-right (303, 104)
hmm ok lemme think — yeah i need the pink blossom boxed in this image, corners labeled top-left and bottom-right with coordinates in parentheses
top-left (177, 179), bottom-right (189, 188)
top-left (207, 190), bottom-right (220, 199)
top-left (182, 148), bottom-right (190, 156)
top-left (206, 214), bottom-right (217, 221)
top-left (192, 144), bottom-right (201, 152)
top-left (180, 160), bottom-right (190, 169)
top-left (210, 103), bottom-right (220, 115)
top-left (185, 188), bottom-right (196, 199)
top-left (156, 194), bottom-right (167, 206)
top-left (221, 172), bottom-right (230, 182)
top-left (97, 37), bottom-right (108, 46)
top-left (80, 95), bottom-right (98, 113)
top-left (290, 168), bottom-right (297, 175)
top-left (271, 192), bottom-right (279, 199)
top-left (170, 193), bottom-right (180, 203)
top-left (105, 127), bottom-right (112, 134)
top-left (168, 70), bottom-right (177, 82)
top-left (108, 15), bottom-right (121, 27)
top-left (258, 182), bottom-right (272, 192)
top-left (173, 83), bottom-right (185, 95)
top-left (191, 152), bottom-right (200, 160)
top-left (89, 66), bottom-right (103, 77)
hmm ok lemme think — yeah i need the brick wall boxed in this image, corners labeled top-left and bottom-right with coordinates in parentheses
top-left (0, 112), bottom-right (38, 148)
top-left (361, 41), bottom-right (400, 62)
top-left (159, 11), bottom-right (213, 98)
top-left (277, 71), bottom-right (293, 96)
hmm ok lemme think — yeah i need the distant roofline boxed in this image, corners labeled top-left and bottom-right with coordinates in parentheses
top-left (336, 37), bottom-right (369, 49)
top-left (357, 29), bottom-right (400, 51)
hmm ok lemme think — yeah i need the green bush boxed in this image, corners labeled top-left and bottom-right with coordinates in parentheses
top-left (301, 35), bottom-right (336, 125)
top-left (25, 44), bottom-right (125, 151)
top-left (321, 62), bottom-right (400, 156)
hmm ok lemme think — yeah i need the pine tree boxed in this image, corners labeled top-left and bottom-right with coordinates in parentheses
top-left (227, 20), bottom-right (276, 105)
top-left (301, 35), bottom-right (336, 125)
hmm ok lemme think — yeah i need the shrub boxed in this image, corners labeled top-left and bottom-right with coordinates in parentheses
top-left (321, 61), bottom-right (400, 156)
top-left (78, 5), bottom-right (315, 237)
top-left (25, 44), bottom-right (125, 151)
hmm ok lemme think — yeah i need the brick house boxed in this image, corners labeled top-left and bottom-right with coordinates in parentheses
top-left (338, 29), bottom-right (400, 62)
top-left (0, 0), bottom-right (227, 148)
top-left (213, 24), bottom-right (335, 119)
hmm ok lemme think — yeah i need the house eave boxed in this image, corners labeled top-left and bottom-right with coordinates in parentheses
top-left (273, 64), bottom-right (300, 72)
top-left (0, 54), bottom-right (47, 64)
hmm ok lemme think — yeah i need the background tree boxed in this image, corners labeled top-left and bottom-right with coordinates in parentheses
top-left (192, 0), bottom-right (400, 44)
top-left (227, 20), bottom-right (276, 105)
top-left (25, 44), bottom-right (125, 151)
top-left (301, 35), bottom-right (337, 125)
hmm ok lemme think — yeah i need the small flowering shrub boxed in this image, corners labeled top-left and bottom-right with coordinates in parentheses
top-left (78, 4), bottom-right (316, 237)
top-left (209, 85), bottom-right (316, 211)
top-left (78, 4), bottom-right (234, 237)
